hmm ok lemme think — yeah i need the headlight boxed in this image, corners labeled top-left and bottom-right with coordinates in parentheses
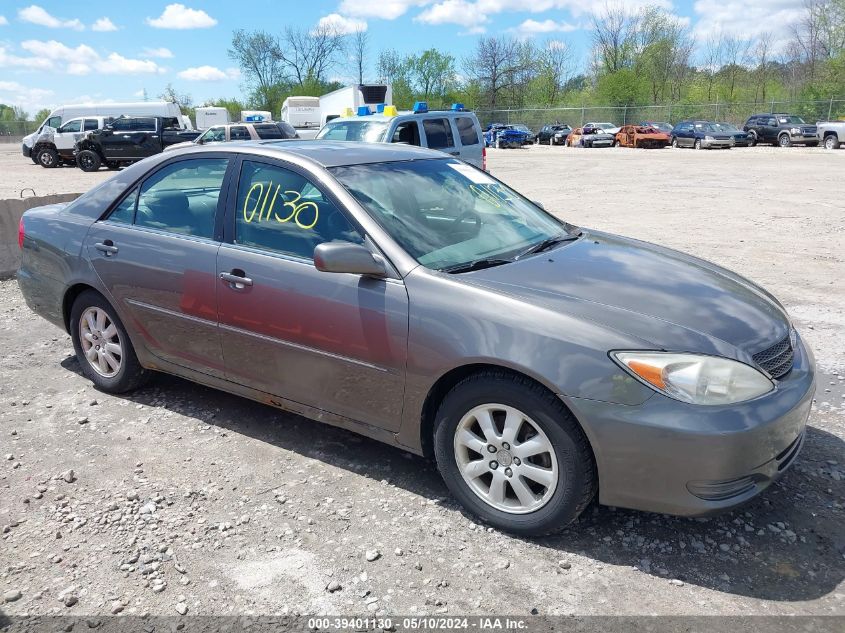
top-left (790, 127), bottom-right (801, 134)
top-left (612, 352), bottom-right (774, 405)
top-left (704, 135), bottom-right (714, 141)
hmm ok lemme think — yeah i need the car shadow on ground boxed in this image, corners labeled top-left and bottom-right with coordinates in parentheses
top-left (60, 356), bottom-right (845, 603)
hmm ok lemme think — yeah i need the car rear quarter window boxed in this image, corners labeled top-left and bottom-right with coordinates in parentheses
top-left (455, 117), bottom-right (480, 146)
top-left (423, 118), bottom-right (455, 149)
top-left (234, 160), bottom-right (362, 260)
top-left (133, 158), bottom-right (229, 239)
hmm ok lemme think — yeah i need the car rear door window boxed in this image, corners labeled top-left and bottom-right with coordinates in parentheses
top-left (134, 158), bottom-right (229, 239)
top-left (455, 117), bottom-right (480, 146)
top-left (423, 118), bottom-right (455, 149)
top-left (391, 121), bottom-right (421, 145)
top-left (133, 118), bottom-right (157, 132)
top-left (84, 119), bottom-right (99, 131)
top-left (230, 126), bottom-right (250, 140)
top-left (111, 119), bottom-right (132, 131)
top-left (253, 124), bottom-right (283, 139)
top-left (234, 160), bottom-right (362, 260)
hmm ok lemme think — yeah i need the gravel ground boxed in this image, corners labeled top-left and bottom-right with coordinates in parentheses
top-left (1, 143), bottom-right (843, 619)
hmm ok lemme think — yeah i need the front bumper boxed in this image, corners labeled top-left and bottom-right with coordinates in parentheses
top-left (701, 138), bottom-right (733, 148)
top-left (789, 133), bottom-right (819, 144)
top-left (22, 144), bottom-right (31, 157)
top-left (565, 336), bottom-right (815, 517)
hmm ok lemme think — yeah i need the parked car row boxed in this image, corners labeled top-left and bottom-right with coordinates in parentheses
top-left (502, 113), bottom-right (844, 151)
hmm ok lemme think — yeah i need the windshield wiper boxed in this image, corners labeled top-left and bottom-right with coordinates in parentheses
top-left (441, 258), bottom-right (513, 274)
top-left (516, 232), bottom-right (582, 259)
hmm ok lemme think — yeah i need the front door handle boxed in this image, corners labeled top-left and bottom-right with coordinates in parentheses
top-left (95, 240), bottom-right (118, 256)
top-left (220, 270), bottom-right (253, 289)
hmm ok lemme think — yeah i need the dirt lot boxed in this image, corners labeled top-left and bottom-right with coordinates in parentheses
top-left (1, 143), bottom-right (843, 621)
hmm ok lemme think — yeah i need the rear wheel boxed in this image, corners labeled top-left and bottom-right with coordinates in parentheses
top-left (36, 147), bottom-right (59, 168)
top-left (70, 290), bottom-right (149, 393)
top-left (76, 149), bottom-right (102, 172)
top-left (434, 371), bottom-right (597, 536)
top-left (824, 135), bottom-right (840, 150)
top-left (694, 138), bottom-right (702, 150)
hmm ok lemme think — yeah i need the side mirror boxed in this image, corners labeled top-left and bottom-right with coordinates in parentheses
top-left (314, 242), bottom-right (387, 277)
top-left (533, 200), bottom-right (545, 210)
top-left (196, 137), bottom-right (204, 145)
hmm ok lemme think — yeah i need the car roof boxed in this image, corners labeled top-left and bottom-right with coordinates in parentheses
top-left (329, 110), bottom-right (476, 124)
top-left (181, 139), bottom-right (449, 168)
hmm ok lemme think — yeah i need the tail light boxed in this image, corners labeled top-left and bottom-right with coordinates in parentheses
top-left (18, 218), bottom-right (25, 249)
top-left (482, 146), bottom-right (487, 172)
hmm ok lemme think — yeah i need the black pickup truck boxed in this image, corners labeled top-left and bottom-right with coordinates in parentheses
top-left (74, 116), bottom-right (201, 171)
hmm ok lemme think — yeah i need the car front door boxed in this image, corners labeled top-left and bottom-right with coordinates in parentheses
top-left (216, 157), bottom-right (409, 431)
top-left (84, 156), bottom-right (232, 376)
top-left (100, 118), bottom-right (135, 158)
top-left (54, 118), bottom-right (83, 157)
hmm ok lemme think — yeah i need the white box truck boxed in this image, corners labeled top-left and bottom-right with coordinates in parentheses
top-left (281, 96), bottom-right (320, 139)
top-left (195, 106), bottom-right (230, 129)
top-left (22, 101), bottom-right (187, 162)
top-left (319, 84), bottom-right (392, 127)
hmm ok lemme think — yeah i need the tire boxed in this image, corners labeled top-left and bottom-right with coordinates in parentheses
top-left (614, 140), bottom-right (621, 147)
top-left (778, 134), bottom-right (792, 148)
top-left (747, 131), bottom-right (757, 147)
top-left (433, 371), bottom-right (597, 536)
top-left (671, 137), bottom-right (679, 148)
top-left (30, 154), bottom-right (39, 164)
top-left (36, 147), bottom-right (59, 168)
top-left (694, 139), bottom-right (702, 150)
top-left (495, 138), bottom-right (502, 149)
top-left (106, 161), bottom-right (120, 170)
top-left (70, 290), bottom-right (149, 393)
top-left (76, 149), bottom-right (102, 172)
top-left (824, 135), bottom-right (840, 150)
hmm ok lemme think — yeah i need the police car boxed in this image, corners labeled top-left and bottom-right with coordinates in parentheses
top-left (315, 102), bottom-right (485, 170)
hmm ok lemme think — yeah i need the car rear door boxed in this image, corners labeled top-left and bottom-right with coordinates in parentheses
top-left (215, 156), bottom-right (409, 431)
top-left (452, 115), bottom-right (483, 168)
top-left (421, 116), bottom-right (459, 159)
top-left (84, 155), bottom-right (233, 376)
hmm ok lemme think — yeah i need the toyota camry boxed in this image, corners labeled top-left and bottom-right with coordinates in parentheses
top-left (17, 141), bottom-right (815, 535)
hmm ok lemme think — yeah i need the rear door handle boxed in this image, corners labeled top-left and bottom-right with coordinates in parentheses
top-left (220, 271), bottom-right (253, 288)
top-left (448, 151), bottom-right (460, 156)
top-left (95, 241), bottom-right (118, 256)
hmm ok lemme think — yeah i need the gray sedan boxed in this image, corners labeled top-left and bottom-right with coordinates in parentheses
top-left (17, 141), bottom-right (815, 535)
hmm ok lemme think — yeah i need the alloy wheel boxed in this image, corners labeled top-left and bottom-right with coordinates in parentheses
top-left (79, 306), bottom-right (123, 377)
top-left (453, 403), bottom-right (558, 514)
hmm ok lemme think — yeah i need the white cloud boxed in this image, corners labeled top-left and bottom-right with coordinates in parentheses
top-left (146, 4), bottom-right (217, 29)
top-left (511, 18), bottom-right (577, 37)
top-left (0, 15), bottom-right (8, 26)
top-left (18, 5), bottom-right (84, 30)
top-left (0, 80), bottom-right (54, 111)
top-left (142, 47), bottom-right (174, 58)
top-left (692, 0), bottom-right (802, 43)
top-left (416, 0), bottom-right (479, 27)
top-left (92, 17), bottom-right (118, 32)
top-left (338, 0), bottom-right (431, 20)
top-left (317, 13), bottom-right (368, 34)
top-left (5, 40), bottom-right (164, 75)
top-left (177, 65), bottom-right (240, 81)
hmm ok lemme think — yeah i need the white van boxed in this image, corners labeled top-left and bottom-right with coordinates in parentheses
top-left (195, 106), bottom-right (230, 129)
top-left (22, 101), bottom-right (185, 162)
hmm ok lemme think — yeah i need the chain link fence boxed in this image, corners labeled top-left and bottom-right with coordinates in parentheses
top-left (475, 99), bottom-right (845, 130)
top-left (0, 121), bottom-right (37, 144)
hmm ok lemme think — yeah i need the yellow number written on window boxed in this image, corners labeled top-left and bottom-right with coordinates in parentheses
top-left (242, 181), bottom-right (319, 230)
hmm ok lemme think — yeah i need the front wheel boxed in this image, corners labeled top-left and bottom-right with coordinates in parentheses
top-left (36, 147), bottom-right (59, 168)
top-left (671, 137), bottom-right (679, 148)
top-left (747, 132), bottom-right (757, 147)
top-left (694, 139), bottom-right (703, 150)
top-left (824, 135), bottom-right (840, 150)
top-left (778, 134), bottom-right (792, 148)
top-left (70, 290), bottom-right (149, 393)
top-left (434, 371), bottom-right (597, 536)
top-left (76, 149), bottom-right (102, 171)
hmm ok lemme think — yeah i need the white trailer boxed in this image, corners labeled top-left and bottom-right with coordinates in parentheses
top-left (281, 96), bottom-right (320, 128)
top-left (319, 84), bottom-right (392, 127)
top-left (195, 106), bottom-right (230, 129)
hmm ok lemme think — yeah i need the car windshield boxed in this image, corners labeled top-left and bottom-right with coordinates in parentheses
top-left (554, 126), bottom-right (570, 132)
top-left (316, 120), bottom-right (389, 142)
top-left (694, 123), bottom-right (719, 132)
top-left (330, 159), bottom-right (574, 272)
top-left (512, 125), bottom-right (529, 131)
top-left (716, 123), bottom-right (740, 132)
top-left (778, 115), bottom-right (806, 124)
top-left (594, 123), bottom-right (615, 129)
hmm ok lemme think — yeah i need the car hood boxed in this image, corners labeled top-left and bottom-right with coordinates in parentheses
top-left (164, 140), bottom-right (199, 152)
top-left (461, 230), bottom-right (790, 359)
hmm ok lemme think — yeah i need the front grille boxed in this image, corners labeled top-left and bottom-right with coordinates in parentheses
top-left (752, 334), bottom-right (794, 379)
top-left (802, 126), bottom-right (818, 134)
